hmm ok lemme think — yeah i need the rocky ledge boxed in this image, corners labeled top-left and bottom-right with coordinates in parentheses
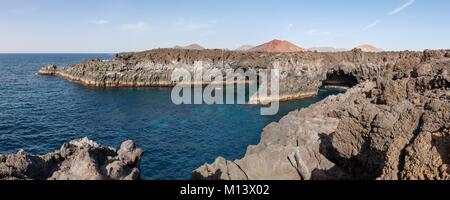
top-left (193, 58), bottom-right (449, 180)
top-left (0, 138), bottom-right (144, 180)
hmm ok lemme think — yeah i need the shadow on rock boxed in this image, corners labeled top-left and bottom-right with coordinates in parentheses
top-left (318, 133), bottom-right (387, 180)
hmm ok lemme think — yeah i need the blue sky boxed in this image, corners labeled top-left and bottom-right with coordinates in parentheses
top-left (0, 0), bottom-right (449, 53)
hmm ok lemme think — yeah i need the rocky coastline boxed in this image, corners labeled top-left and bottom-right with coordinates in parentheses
top-left (33, 48), bottom-right (450, 180)
top-left (0, 138), bottom-right (144, 180)
top-left (39, 48), bottom-right (444, 102)
top-left (193, 57), bottom-right (449, 180)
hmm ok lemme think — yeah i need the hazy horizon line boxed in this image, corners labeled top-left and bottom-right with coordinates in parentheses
top-left (1, 47), bottom-right (447, 54)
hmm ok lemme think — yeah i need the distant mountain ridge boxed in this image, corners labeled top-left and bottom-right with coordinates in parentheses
top-left (308, 47), bottom-right (348, 52)
top-left (174, 44), bottom-right (205, 50)
top-left (236, 45), bottom-right (254, 51)
top-left (355, 44), bottom-right (384, 52)
top-left (171, 42), bottom-right (384, 53)
top-left (248, 39), bottom-right (305, 53)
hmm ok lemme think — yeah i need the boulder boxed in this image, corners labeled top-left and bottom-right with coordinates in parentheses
top-left (38, 64), bottom-right (58, 75)
top-left (0, 138), bottom-right (144, 180)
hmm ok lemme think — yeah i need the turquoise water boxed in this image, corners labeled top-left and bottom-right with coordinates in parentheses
top-left (0, 54), bottom-right (344, 179)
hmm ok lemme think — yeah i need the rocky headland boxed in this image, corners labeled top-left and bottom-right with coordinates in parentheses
top-left (38, 48), bottom-right (444, 102)
top-left (36, 48), bottom-right (450, 180)
top-left (0, 138), bottom-right (144, 180)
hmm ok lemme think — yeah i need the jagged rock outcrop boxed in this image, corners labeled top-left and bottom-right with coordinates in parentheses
top-left (0, 138), bottom-right (144, 180)
top-left (193, 58), bottom-right (449, 180)
top-left (38, 64), bottom-right (58, 75)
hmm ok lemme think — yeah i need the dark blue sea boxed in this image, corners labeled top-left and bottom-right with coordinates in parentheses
top-left (0, 54), bottom-right (344, 179)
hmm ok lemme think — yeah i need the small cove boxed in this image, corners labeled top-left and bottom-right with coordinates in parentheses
top-left (0, 54), bottom-right (345, 179)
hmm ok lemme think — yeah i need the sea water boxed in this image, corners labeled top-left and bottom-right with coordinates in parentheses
top-left (0, 54), bottom-right (344, 179)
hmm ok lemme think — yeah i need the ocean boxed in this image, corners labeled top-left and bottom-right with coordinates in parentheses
top-left (0, 54), bottom-right (344, 179)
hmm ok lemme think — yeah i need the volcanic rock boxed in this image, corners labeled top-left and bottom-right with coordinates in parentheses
top-left (38, 48), bottom-right (448, 104)
top-left (0, 138), bottom-right (144, 180)
top-left (193, 59), bottom-right (449, 180)
top-left (38, 64), bottom-right (58, 75)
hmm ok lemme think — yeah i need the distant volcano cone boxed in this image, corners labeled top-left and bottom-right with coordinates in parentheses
top-left (248, 39), bottom-right (305, 53)
top-left (355, 44), bottom-right (384, 52)
top-left (174, 44), bottom-right (205, 50)
top-left (236, 45), bottom-right (254, 51)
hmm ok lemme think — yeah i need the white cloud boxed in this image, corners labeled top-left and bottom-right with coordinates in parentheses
top-left (388, 0), bottom-right (415, 16)
top-left (306, 29), bottom-right (331, 36)
top-left (362, 0), bottom-right (414, 32)
top-left (121, 21), bottom-right (146, 30)
top-left (363, 20), bottom-right (381, 31)
top-left (286, 24), bottom-right (294, 31)
top-left (172, 19), bottom-right (214, 32)
top-left (88, 20), bottom-right (110, 25)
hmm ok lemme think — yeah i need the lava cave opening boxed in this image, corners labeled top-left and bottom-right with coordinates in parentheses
top-left (322, 70), bottom-right (359, 88)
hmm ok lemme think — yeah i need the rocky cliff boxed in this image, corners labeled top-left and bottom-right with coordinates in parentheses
top-left (193, 57), bottom-right (449, 180)
top-left (0, 138), bottom-right (144, 180)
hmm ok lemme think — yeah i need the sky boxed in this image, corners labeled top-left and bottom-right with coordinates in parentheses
top-left (0, 0), bottom-right (449, 53)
